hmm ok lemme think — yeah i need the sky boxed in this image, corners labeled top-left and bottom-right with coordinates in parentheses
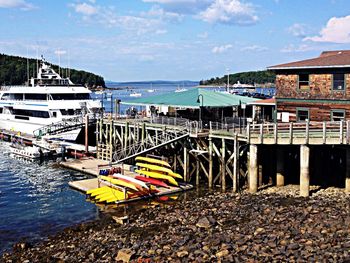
top-left (0, 0), bottom-right (350, 82)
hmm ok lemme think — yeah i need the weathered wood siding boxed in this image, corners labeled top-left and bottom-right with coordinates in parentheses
top-left (276, 74), bottom-right (350, 99)
top-left (276, 72), bottom-right (350, 121)
top-left (277, 101), bottom-right (350, 122)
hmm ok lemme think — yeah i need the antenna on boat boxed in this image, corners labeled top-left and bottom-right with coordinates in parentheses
top-left (26, 47), bottom-right (29, 83)
top-left (36, 47), bottom-right (39, 78)
top-left (68, 50), bottom-right (70, 79)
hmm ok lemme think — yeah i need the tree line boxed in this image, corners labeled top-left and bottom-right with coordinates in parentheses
top-left (200, 70), bottom-right (276, 86)
top-left (0, 53), bottom-right (105, 88)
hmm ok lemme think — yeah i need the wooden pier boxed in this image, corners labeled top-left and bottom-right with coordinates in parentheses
top-left (92, 116), bottom-right (350, 198)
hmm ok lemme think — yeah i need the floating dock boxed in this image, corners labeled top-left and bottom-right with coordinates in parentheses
top-left (69, 177), bottom-right (193, 204)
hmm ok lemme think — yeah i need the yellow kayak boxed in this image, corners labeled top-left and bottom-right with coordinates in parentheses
top-left (94, 188), bottom-right (126, 200)
top-left (135, 156), bottom-right (171, 168)
top-left (136, 162), bottom-right (183, 179)
top-left (86, 186), bottom-right (110, 196)
top-left (135, 169), bottom-right (178, 186)
top-left (100, 176), bottom-right (139, 191)
top-left (97, 192), bottom-right (126, 203)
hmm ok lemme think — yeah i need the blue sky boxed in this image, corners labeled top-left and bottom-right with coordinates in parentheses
top-left (0, 0), bottom-right (350, 81)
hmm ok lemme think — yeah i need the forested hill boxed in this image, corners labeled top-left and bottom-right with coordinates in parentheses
top-left (0, 53), bottom-right (105, 88)
top-left (200, 70), bottom-right (276, 86)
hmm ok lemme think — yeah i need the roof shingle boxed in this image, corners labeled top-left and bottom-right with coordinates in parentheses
top-left (268, 50), bottom-right (350, 70)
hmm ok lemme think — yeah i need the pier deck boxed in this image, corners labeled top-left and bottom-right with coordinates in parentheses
top-left (60, 157), bottom-right (110, 176)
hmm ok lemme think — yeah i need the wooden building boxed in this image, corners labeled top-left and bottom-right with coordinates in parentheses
top-left (268, 50), bottom-right (350, 122)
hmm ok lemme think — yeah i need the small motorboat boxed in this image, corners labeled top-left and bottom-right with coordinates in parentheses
top-left (130, 92), bottom-right (142, 97)
top-left (175, 88), bottom-right (187, 93)
top-left (10, 145), bottom-right (42, 159)
top-left (147, 89), bottom-right (156, 93)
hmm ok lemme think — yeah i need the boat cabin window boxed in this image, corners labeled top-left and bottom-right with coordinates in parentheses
top-left (60, 109), bottom-right (82, 116)
top-left (1, 93), bottom-right (9, 100)
top-left (51, 93), bottom-right (90, 100)
top-left (25, 94), bottom-right (47, 100)
top-left (52, 111), bottom-right (57, 118)
top-left (297, 108), bottom-right (309, 121)
top-left (333, 74), bottom-right (345, 91)
top-left (331, 110), bottom-right (345, 121)
top-left (298, 74), bottom-right (309, 91)
top-left (0, 108), bottom-right (2, 114)
top-left (13, 94), bottom-right (23, 100)
top-left (13, 109), bottom-right (50, 118)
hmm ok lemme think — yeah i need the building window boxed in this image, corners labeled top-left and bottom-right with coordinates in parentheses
top-left (331, 110), bottom-right (345, 121)
top-left (298, 74), bottom-right (309, 91)
top-left (333, 74), bottom-right (345, 91)
top-left (297, 108), bottom-right (309, 121)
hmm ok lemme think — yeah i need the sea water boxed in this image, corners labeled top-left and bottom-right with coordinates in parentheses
top-left (0, 142), bottom-right (98, 254)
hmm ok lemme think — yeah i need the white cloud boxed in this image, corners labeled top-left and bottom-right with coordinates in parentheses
top-left (70, 3), bottom-right (169, 35)
top-left (72, 3), bottom-right (97, 15)
top-left (304, 15), bottom-right (350, 43)
top-left (241, 45), bottom-right (268, 52)
top-left (280, 44), bottom-right (318, 53)
top-left (198, 0), bottom-right (258, 25)
top-left (142, 6), bottom-right (184, 22)
top-left (54, 50), bottom-right (67, 55)
top-left (139, 54), bottom-right (155, 62)
top-left (287, 23), bottom-right (307, 38)
top-left (155, 29), bottom-right (168, 34)
top-left (197, 32), bottom-right (208, 39)
top-left (143, 0), bottom-right (212, 14)
top-left (212, 44), bottom-right (233, 54)
top-left (0, 0), bottom-right (34, 10)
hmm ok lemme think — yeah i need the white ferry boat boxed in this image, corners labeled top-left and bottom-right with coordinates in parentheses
top-left (0, 57), bottom-right (102, 141)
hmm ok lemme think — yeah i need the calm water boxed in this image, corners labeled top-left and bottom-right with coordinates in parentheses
top-left (0, 142), bottom-right (99, 254)
top-left (0, 81), bottom-right (275, 254)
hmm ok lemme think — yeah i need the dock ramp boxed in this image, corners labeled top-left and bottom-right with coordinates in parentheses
top-left (112, 130), bottom-right (189, 164)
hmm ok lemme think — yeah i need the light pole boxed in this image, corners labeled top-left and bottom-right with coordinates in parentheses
top-left (197, 94), bottom-right (204, 127)
top-left (226, 68), bottom-right (230, 93)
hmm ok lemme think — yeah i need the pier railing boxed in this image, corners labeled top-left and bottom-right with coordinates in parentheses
top-left (247, 120), bottom-right (350, 145)
top-left (33, 113), bottom-right (100, 137)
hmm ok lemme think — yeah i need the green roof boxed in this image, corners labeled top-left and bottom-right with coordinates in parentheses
top-left (122, 88), bottom-right (258, 108)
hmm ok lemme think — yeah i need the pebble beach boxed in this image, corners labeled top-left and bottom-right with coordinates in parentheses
top-left (2, 185), bottom-right (350, 262)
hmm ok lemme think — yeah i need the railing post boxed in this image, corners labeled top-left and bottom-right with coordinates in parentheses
top-left (347, 121), bottom-right (350, 144)
top-left (247, 124), bottom-right (251, 143)
top-left (209, 121), bottom-right (212, 132)
top-left (340, 121), bottom-right (344, 144)
top-left (305, 120), bottom-right (309, 145)
top-left (289, 122), bottom-right (293, 144)
top-left (322, 121), bottom-right (326, 144)
top-left (259, 124), bottom-right (263, 144)
top-left (274, 122), bottom-right (278, 144)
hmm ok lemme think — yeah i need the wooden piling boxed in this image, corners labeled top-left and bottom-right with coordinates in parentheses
top-left (346, 148), bottom-right (350, 193)
top-left (276, 147), bottom-right (285, 187)
top-left (85, 114), bottom-right (89, 153)
top-left (300, 145), bottom-right (310, 197)
top-left (249, 144), bottom-right (258, 193)
top-left (209, 138), bottom-right (213, 188)
top-left (233, 133), bottom-right (238, 192)
top-left (221, 138), bottom-right (226, 190)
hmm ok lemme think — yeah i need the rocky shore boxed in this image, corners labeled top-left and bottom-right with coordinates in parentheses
top-left (2, 185), bottom-right (350, 262)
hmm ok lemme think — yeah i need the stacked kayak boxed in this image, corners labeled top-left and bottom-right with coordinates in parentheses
top-left (134, 156), bottom-right (183, 187)
top-left (87, 174), bottom-right (153, 203)
top-left (86, 156), bottom-right (183, 204)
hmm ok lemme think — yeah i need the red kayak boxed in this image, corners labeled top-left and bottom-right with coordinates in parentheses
top-left (135, 176), bottom-right (170, 188)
